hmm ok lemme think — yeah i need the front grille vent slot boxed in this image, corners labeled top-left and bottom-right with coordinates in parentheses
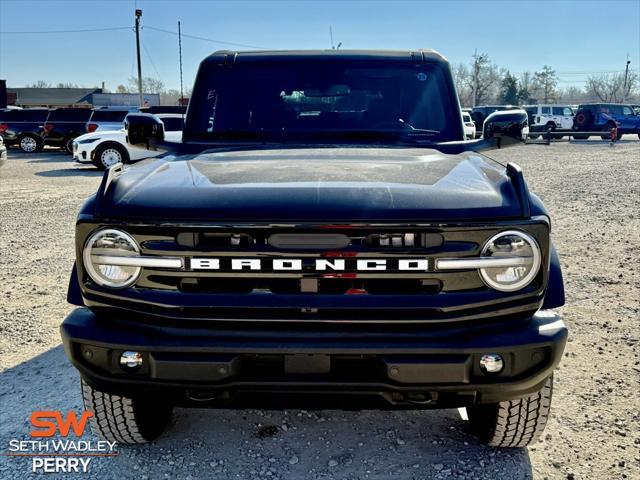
top-left (175, 277), bottom-right (442, 295)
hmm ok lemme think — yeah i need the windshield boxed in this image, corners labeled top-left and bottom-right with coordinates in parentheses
top-left (186, 61), bottom-right (461, 144)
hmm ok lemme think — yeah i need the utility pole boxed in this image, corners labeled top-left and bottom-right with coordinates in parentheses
top-left (472, 49), bottom-right (479, 107)
top-left (622, 54), bottom-right (631, 103)
top-left (178, 21), bottom-right (184, 106)
top-left (135, 9), bottom-right (144, 107)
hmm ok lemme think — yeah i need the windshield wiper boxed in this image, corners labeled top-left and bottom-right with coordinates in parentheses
top-left (398, 118), bottom-right (440, 134)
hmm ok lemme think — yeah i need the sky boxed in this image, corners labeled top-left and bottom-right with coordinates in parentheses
top-left (0, 0), bottom-right (639, 92)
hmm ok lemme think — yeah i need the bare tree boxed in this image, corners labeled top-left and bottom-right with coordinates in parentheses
top-left (115, 85), bottom-right (129, 94)
top-left (160, 89), bottom-right (182, 105)
top-left (556, 86), bottom-right (587, 104)
top-left (533, 66), bottom-right (558, 103)
top-left (55, 82), bottom-right (79, 88)
top-left (470, 52), bottom-right (499, 106)
top-left (28, 80), bottom-right (51, 88)
top-left (586, 71), bottom-right (639, 103)
top-left (452, 63), bottom-right (472, 107)
top-left (127, 76), bottom-right (165, 94)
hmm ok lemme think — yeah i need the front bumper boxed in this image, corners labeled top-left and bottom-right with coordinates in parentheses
top-left (72, 143), bottom-right (91, 163)
top-left (61, 308), bottom-right (567, 408)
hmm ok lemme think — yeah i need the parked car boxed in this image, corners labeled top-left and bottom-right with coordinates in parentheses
top-left (470, 105), bottom-right (519, 132)
top-left (0, 134), bottom-right (6, 167)
top-left (462, 111), bottom-right (476, 139)
top-left (140, 105), bottom-right (187, 115)
top-left (572, 103), bottom-right (640, 139)
top-left (523, 104), bottom-right (574, 132)
top-left (73, 113), bottom-right (183, 169)
top-left (85, 108), bottom-right (135, 133)
top-left (42, 107), bottom-right (93, 153)
top-left (0, 108), bottom-right (49, 152)
top-left (62, 49), bottom-right (566, 448)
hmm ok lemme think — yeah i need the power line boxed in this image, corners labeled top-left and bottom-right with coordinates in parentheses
top-left (141, 39), bottom-right (162, 80)
top-left (0, 26), bottom-right (132, 34)
top-left (144, 25), bottom-right (268, 49)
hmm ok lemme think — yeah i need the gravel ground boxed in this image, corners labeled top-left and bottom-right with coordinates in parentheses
top-left (0, 138), bottom-right (639, 480)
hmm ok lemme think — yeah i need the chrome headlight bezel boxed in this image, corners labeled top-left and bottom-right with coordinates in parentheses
top-left (83, 229), bottom-right (141, 288)
top-left (479, 230), bottom-right (542, 292)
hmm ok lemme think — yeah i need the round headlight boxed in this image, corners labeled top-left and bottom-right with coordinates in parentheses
top-left (479, 230), bottom-right (541, 292)
top-left (83, 229), bottom-right (141, 288)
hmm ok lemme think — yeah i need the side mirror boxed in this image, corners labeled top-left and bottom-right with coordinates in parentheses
top-left (483, 109), bottom-right (529, 148)
top-left (125, 113), bottom-right (164, 149)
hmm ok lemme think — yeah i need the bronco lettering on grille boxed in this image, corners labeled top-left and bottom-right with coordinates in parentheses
top-left (189, 258), bottom-right (431, 272)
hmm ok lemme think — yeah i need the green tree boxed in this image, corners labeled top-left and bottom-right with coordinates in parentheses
top-left (499, 72), bottom-right (519, 105)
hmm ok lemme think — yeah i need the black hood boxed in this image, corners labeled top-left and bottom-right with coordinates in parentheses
top-left (98, 147), bottom-right (524, 222)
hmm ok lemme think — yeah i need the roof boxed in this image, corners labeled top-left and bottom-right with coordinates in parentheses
top-left (8, 88), bottom-right (101, 107)
top-left (203, 49), bottom-right (448, 65)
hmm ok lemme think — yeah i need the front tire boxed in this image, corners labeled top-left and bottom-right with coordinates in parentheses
top-left (467, 375), bottom-right (553, 447)
top-left (18, 134), bottom-right (43, 153)
top-left (93, 143), bottom-right (129, 170)
top-left (81, 379), bottom-right (172, 444)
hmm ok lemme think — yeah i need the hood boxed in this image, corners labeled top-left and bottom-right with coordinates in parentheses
top-left (75, 129), bottom-right (125, 143)
top-left (98, 147), bottom-right (524, 222)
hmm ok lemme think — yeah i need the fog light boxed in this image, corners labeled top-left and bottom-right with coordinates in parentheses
top-left (120, 351), bottom-right (143, 370)
top-left (479, 353), bottom-right (504, 374)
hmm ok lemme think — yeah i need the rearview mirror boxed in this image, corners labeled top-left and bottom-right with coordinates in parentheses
top-left (483, 109), bottom-right (528, 148)
top-left (125, 113), bottom-right (164, 149)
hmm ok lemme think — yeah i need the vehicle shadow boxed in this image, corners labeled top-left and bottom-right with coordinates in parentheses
top-left (7, 149), bottom-right (72, 163)
top-left (0, 346), bottom-right (532, 480)
top-left (35, 168), bottom-right (102, 178)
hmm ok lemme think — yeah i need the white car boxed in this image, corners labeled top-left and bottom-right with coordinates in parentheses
top-left (462, 112), bottom-right (476, 139)
top-left (73, 114), bottom-right (183, 169)
top-left (523, 104), bottom-right (574, 132)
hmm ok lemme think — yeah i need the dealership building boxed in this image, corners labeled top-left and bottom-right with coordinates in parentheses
top-left (5, 87), bottom-right (160, 108)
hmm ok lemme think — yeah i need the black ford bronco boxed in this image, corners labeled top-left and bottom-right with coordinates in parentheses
top-left (61, 50), bottom-right (567, 447)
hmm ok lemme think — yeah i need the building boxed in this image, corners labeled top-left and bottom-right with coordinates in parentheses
top-left (91, 93), bottom-right (160, 108)
top-left (7, 88), bottom-right (102, 108)
top-left (6, 88), bottom-right (160, 108)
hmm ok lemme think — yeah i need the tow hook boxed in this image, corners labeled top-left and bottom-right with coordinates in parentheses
top-left (405, 392), bottom-right (432, 405)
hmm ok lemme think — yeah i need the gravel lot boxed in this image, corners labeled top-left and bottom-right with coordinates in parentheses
top-left (1, 138), bottom-right (639, 479)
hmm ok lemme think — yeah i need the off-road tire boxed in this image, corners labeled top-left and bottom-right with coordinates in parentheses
top-left (467, 375), bottom-right (553, 447)
top-left (601, 122), bottom-right (617, 140)
top-left (81, 379), bottom-right (172, 444)
top-left (18, 133), bottom-right (43, 153)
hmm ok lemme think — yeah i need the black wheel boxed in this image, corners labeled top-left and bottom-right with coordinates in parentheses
top-left (601, 122), bottom-right (616, 140)
top-left (467, 375), bottom-right (553, 447)
top-left (93, 142), bottom-right (129, 170)
top-left (65, 138), bottom-right (75, 154)
top-left (81, 379), bottom-right (172, 444)
top-left (18, 133), bottom-right (43, 153)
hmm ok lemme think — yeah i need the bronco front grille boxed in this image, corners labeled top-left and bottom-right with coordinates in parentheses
top-left (77, 222), bottom-right (550, 322)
